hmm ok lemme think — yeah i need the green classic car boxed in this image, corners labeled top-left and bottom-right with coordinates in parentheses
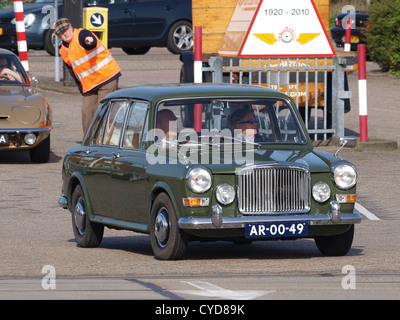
top-left (59, 83), bottom-right (361, 260)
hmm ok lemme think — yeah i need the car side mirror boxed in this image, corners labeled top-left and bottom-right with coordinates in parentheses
top-left (334, 136), bottom-right (357, 157)
top-left (31, 76), bottom-right (39, 94)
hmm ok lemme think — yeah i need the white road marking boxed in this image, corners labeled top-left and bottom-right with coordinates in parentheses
top-left (355, 202), bottom-right (380, 220)
top-left (174, 280), bottom-right (274, 300)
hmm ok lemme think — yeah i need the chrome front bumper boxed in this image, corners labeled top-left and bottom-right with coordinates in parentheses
top-left (58, 194), bottom-right (67, 209)
top-left (178, 201), bottom-right (362, 230)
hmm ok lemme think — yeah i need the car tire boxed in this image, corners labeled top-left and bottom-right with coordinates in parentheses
top-left (29, 135), bottom-right (50, 163)
top-left (314, 224), bottom-right (354, 256)
top-left (150, 192), bottom-right (188, 260)
top-left (71, 185), bottom-right (104, 248)
top-left (44, 29), bottom-right (56, 56)
top-left (166, 20), bottom-right (193, 54)
top-left (122, 47), bottom-right (151, 55)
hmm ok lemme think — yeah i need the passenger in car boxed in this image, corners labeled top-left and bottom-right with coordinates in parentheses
top-left (156, 109), bottom-right (178, 141)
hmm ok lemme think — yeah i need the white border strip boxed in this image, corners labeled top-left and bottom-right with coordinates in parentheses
top-left (355, 202), bottom-right (380, 220)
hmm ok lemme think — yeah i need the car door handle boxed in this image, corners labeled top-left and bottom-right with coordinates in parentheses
top-left (123, 8), bottom-right (135, 16)
top-left (165, 5), bottom-right (173, 11)
top-left (74, 149), bottom-right (92, 155)
top-left (112, 152), bottom-right (122, 159)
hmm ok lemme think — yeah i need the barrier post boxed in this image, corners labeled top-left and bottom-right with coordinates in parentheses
top-left (194, 26), bottom-right (202, 84)
top-left (13, 0), bottom-right (29, 72)
top-left (194, 26), bottom-right (202, 132)
top-left (344, 18), bottom-right (352, 52)
top-left (358, 44), bottom-right (368, 142)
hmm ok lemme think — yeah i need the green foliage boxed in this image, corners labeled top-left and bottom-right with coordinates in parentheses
top-left (365, 0), bottom-right (400, 75)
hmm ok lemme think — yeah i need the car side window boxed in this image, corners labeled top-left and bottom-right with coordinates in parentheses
top-left (86, 102), bottom-right (109, 146)
top-left (102, 100), bottom-right (129, 146)
top-left (123, 101), bottom-right (148, 149)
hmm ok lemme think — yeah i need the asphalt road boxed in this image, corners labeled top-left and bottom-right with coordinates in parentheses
top-left (0, 48), bottom-right (399, 301)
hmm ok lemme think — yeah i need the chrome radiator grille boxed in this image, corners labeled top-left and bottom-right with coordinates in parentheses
top-left (237, 165), bottom-right (310, 214)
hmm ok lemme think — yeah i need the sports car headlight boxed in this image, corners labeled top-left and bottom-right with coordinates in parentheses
top-left (312, 182), bottom-right (331, 203)
top-left (186, 166), bottom-right (212, 193)
top-left (216, 184), bottom-right (235, 205)
top-left (333, 164), bottom-right (357, 189)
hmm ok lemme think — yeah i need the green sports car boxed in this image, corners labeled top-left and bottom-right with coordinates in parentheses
top-left (59, 83), bottom-right (361, 260)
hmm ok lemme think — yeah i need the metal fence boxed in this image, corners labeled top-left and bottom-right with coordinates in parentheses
top-left (203, 56), bottom-right (352, 141)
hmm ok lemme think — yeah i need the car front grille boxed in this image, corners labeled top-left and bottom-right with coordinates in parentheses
top-left (237, 164), bottom-right (310, 214)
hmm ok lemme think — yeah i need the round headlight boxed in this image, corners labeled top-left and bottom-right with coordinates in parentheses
top-left (24, 133), bottom-right (37, 145)
top-left (333, 164), bottom-right (357, 189)
top-left (186, 166), bottom-right (212, 193)
top-left (216, 184), bottom-right (235, 205)
top-left (312, 181), bottom-right (331, 203)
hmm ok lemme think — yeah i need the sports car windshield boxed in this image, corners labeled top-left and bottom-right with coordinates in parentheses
top-left (155, 98), bottom-right (307, 145)
top-left (0, 54), bottom-right (29, 85)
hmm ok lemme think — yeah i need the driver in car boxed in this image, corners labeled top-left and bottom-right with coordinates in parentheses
top-left (229, 107), bottom-right (261, 143)
top-left (0, 57), bottom-right (23, 82)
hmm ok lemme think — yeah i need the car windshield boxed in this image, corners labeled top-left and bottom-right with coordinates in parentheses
top-left (0, 54), bottom-right (29, 85)
top-left (154, 97), bottom-right (307, 146)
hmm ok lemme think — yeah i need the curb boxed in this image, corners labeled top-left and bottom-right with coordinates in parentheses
top-left (357, 138), bottom-right (399, 151)
top-left (38, 79), bottom-right (78, 95)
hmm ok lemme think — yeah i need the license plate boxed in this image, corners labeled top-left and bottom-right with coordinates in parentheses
top-left (0, 133), bottom-right (8, 144)
top-left (245, 222), bottom-right (308, 238)
top-left (342, 35), bottom-right (359, 43)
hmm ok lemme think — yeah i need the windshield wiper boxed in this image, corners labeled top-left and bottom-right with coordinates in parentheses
top-left (178, 135), bottom-right (262, 149)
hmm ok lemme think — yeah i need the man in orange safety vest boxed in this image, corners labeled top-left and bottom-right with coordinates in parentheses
top-left (55, 17), bottom-right (121, 137)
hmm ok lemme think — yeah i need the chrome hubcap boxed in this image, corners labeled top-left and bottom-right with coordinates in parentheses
top-left (174, 25), bottom-right (193, 50)
top-left (74, 197), bottom-right (86, 236)
top-left (154, 208), bottom-right (169, 248)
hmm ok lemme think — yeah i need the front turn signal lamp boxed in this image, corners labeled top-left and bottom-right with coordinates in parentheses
top-left (183, 197), bottom-right (209, 207)
top-left (335, 194), bottom-right (357, 203)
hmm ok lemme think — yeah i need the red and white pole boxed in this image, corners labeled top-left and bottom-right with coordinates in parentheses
top-left (194, 26), bottom-right (202, 132)
top-left (194, 26), bottom-right (202, 84)
top-left (358, 44), bottom-right (368, 142)
top-left (13, 0), bottom-right (29, 73)
top-left (344, 18), bottom-right (352, 52)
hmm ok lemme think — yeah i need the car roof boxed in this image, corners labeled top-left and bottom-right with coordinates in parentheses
top-left (104, 83), bottom-right (288, 103)
top-left (0, 49), bottom-right (18, 57)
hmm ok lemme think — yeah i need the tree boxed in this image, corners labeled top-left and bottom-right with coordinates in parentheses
top-left (365, 0), bottom-right (400, 76)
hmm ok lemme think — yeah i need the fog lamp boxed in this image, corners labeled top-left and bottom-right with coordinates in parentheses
top-left (24, 133), bottom-right (37, 145)
top-left (216, 184), bottom-right (235, 205)
top-left (312, 181), bottom-right (331, 203)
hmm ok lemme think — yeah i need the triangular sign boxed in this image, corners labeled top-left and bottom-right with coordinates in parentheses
top-left (219, 0), bottom-right (335, 57)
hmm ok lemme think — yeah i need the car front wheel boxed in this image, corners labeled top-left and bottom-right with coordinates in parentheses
top-left (29, 135), bottom-right (50, 163)
top-left (167, 20), bottom-right (193, 54)
top-left (150, 193), bottom-right (188, 260)
top-left (314, 224), bottom-right (354, 256)
top-left (71, 185), bottom-right (104, 248)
